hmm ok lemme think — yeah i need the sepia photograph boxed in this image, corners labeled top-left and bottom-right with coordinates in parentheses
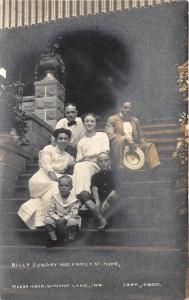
top-left (0, 1), bottom-right (188, 299)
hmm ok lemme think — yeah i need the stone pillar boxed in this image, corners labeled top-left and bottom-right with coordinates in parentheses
top-left (34, 72), bottom-right (65, 128)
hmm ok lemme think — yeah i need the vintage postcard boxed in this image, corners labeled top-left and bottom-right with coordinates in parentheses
top-left (0, 1), bottom-right (188, 300)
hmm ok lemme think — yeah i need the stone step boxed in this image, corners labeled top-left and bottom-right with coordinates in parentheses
top-left (79, 195), bottom-right (187, 230)
top-left (158, 144), bottom-right (176, 152)
top-left (14, 186), bottom-right (30, 198)
top-left (142, 123), bottom-right (178, 130)
top-left (3, 189), bottom-right (187, 213)
top-left (108, 212), bottom-right (180, 229)
top-left (0, 228), bottom-right (184, 248)
top-left (146, 137), bottom-right (177, 144)
top-left (17, 167), bottom-right (176, 186)
top-left (117, 168), bottom-right (176, 181)
top-left (143, 128), bottom-right (180, 139)
top-left (26, 163), bottom-right (38, 172)
top-left (141, 118), bottom-right (177, 125)
top-left (119, 180), bottom-right (171, 197)
top-left (14, 179), bottom-right (171, 196)
top-left (0, 195), bottom-right (176, 212)
top-left (3, 193), bottom-right (186, 232)
top-left (0, 199), bottom-right (29, 211)
top-left (3, 186), bottom-right (185, 231)
top-left (0, 208), bottom-right (185, 230)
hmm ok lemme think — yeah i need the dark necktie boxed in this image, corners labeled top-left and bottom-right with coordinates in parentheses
top-left (67, 121), bottom-right (76, 127)
top-left (122, 115), bottom-right (131, 122)
top-left (124, 117), bottom-right (130, 122)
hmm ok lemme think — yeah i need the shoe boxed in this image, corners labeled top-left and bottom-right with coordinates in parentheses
top-left (68, 232), bottom-right (75, 240)
top-left (79, 204), bottom-right (88, 211)
top-left (68, 225), bottom-right (78, 240)
top-left (152, 163), bottom-right (162, 171)
top-left (49, 231), bottom-right (58, 241)
top-left (151, 163), bottom-right (162, 178)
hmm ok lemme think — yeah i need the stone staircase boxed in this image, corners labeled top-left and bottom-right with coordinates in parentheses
top-left (0, 119), bottom-right (187, 300)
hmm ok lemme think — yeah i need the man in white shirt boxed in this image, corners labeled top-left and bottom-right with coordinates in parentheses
top-left (55, 103), bottom-right (86, 157)
top-left (106, 101), bottom-right (161, 170)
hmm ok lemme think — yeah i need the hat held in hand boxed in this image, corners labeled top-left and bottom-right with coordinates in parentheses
top-left (123, 146), bottom-right (145, 170)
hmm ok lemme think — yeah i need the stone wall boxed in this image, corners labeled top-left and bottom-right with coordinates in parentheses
top-left (24, 112), bottom-right (53, 159)
top-left (0, 111), bottom-right (53, 199)
top-left (22, 96), bottom-right (35, 113)
top-left (0, 139), bottom-right (30, 198)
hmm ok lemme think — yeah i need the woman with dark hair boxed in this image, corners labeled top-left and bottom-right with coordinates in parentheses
top-left (18, 128), bottom-right (75, 229)
top-left (72, 113), bottom-right (110, 195)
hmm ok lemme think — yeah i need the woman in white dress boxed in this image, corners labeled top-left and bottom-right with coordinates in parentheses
top-left (72, 113), bottom-right (110, 195)
top-left (18, 128), bottom-right (75, 229)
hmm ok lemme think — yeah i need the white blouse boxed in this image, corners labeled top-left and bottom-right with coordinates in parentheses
top-left (76, 132), bottom-right (110, 161)
top-left (38, 145), bottom-right (75, 174)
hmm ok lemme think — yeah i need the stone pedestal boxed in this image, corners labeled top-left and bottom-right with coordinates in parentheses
top-left (34, 72), bottom-right (65, 128)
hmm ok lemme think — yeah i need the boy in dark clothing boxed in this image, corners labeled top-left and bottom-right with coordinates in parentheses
top-left (78, 152), bottom-right (119, 231)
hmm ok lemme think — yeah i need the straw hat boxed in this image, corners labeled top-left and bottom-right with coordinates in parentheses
top-left (123, 146), bottom-right (145, 170)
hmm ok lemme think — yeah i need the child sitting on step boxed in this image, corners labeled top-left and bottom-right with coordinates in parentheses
top-left (44, 175), bottom-right (81, 244)
top-left (77, 152), bottom-right (119, 231)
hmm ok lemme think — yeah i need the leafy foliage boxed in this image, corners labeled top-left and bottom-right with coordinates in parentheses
top-left (0, 75), bottom-right (27, 144)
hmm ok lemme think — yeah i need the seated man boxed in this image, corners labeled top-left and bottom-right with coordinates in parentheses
top-left (77, 152), bottom-right (119, 231)
top-left (55, 102), bottom-right (86, 157)
top-left (106, 100), bottom-right (161, 170)
top-left (44, 175), bottom-right (81, 244)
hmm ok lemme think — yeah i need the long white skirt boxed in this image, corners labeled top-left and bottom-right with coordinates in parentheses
top-left (72, 161), bottom-right (99, 194)
top-left (18, 168), bottom-right (59, 229)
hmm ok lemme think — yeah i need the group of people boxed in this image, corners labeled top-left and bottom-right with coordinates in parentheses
top-left (18, 100), bottom-right (161, 244)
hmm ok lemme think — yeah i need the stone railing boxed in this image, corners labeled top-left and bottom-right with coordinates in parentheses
top-left (0, 140), bottom-right (30, 198)
top-left (23, 112), bottom-right (53, 160)
top-left (0, 112), bottom-right (53, 198)
top-left (22, 96), bottom-right (35, 113)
